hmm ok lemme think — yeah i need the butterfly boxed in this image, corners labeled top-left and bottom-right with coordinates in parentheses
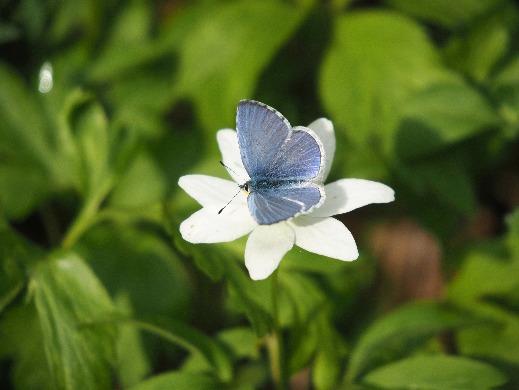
top-left (234, 100), bottom-right (325, 225)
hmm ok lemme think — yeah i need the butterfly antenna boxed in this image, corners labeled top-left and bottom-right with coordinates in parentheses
top-left (219, 161), bottom-right (246, 183)
top-left (218, 188), bottom-right (242, 215)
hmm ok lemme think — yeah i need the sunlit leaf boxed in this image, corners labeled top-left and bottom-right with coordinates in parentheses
top-left (448, 251), bottom-right (519, 306)
top-left (175, 0), bottom-right (310, 133)
top-left (31, 253), bottom-right (117, 390)
top-left (443, 5), bottom-right (517, 82)
top-left (447, 241), bottom-right (519, 365)
top-left (321, 11), bottom-right (454, 154)
top-left (129, 371), bottom-right (220, 390)
top-left (492, 56), bottom-right (519, 134)
top-left (347, 301), bottom-right (481, 382)
top-left (363, 355), bottom-right (507, 390)
top-left (385, 0), bottom-right (498, 28)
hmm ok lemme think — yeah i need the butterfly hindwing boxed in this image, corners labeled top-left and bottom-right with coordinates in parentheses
top-left (263, 126), bottom-right (323, 181)
top-left (247, 184), bottom-right (324, 225)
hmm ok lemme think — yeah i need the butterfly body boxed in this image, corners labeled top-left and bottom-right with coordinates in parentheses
top-left (235, 100), bottom-right (325, 225)
top-left (248, 179), bottom-right (306, 191)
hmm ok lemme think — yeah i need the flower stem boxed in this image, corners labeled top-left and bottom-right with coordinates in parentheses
top-left (267, 270), bottom-right (287, 389)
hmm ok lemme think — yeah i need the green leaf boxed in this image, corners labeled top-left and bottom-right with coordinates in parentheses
top-left (278, 272), bottom-right (326, 327)
top-left (114, 293), bottom-right (150, 388)
top-left (395, 155), bottom-right (477, 216)
top-left (395, 82), bottom-right (497, 160)
top-left (320, 11), bottom-right (454, 154)
top-left (0, 222), bottom-right (43, 313)
top-left (0, 232), bottom-right (26, 313)
top-left (0, 304), bottom-right (54, 390)
top-left (448, 252), bottom-right (519, 305)
top-left (123, 319), bottom-right (233, 382)
top-left (0, 63), bottom-right (53, 167)
top-left (385, 0), bottom-right (499, 28)
top-left (362, 355), bottom-right (507, 390)
top-left (312, 314), bottom-right (346, 390)
top-left (182, 327), bottom-right (259, 373)
top-left (0, 63), bottom-right (56, 218)
top-left (67, 97), bottom-right (110, 195)
top-left (31, 253), bottom-right (117, 390)
top-left (447, 237), bottom-right (519, 365)
top-left (506, 208), bottom-right (519, 257)
top-left (347, 301), bottom-right (480, 382)
top-left (88, 1), bottom-right (153, 82)
top-left (493, 56), bottom-right (519, 132)
top-left (129, 371), bottom-right (220, 390)
top-left (174, 234), bottom-right (273, 336)
top-left (218, 327), bottom-right (259, 361)
top-left (12, 0), bottom-right (47, 42)
top-left (77, 224), bottom-right (190, 321)
top-left (0, 21), bottom-right (19, 43)
top-left (175, 0), bottom-right (309, 132)
top-left (109, 150), bottom-right (168, 210)
top-left (457, 321), bottom-right (519, 366)
top-left (443, 5), bottom-right (516, 82)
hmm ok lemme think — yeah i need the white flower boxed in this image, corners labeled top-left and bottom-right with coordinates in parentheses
top-left (179, 118), bottom-right (394, 280)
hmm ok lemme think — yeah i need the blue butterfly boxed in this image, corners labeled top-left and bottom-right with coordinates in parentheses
top-left (235, 100), bottom-right (325, 225)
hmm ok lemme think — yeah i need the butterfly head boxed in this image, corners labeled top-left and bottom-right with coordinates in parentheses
top-left (239, 182), bottom-right (250, 194)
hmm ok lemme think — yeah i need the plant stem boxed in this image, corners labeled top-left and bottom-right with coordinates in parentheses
top-left (61, 180), bottom-right (112, 249)
top-left (267, 270), bottom-right (287, 389)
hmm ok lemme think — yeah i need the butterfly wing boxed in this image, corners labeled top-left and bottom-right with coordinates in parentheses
top-left (237, 100), bottom-right (324, 181)
top-left (237, 100), bottom-right (291, 179)
top-left (263, 126), bottom-right (323, 181)
top-left (247, 184), bottom-right (324, 225)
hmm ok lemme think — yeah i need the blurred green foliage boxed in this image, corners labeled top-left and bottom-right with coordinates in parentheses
top-left (1, 0), bottom-right (519, 389)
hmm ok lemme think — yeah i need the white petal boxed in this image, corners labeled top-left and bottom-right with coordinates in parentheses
top-left (178, 175), bottom-right (243, 208)
top-left (245, 223), bottom-right (294, 280)
top-left (180, 203), bottom-right (255, 244)
top-left (291, 216), bottom-right (358, 261)
top-left (312, 179), bottom-right (395, 218)
top-left (216, 129), bottom-right (250, 183)
top-left (308, 118), bottom-right (335, 180)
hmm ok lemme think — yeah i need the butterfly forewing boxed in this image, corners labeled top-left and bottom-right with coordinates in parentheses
top-left (237, 100), bottom-right (291, 179)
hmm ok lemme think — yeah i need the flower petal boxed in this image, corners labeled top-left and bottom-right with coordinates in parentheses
top-left (245, 223), bottom-right (294, 280)
top-left (291, 216), bottom-right (358, 261)
top-left (308, 118), bottom-right (335, 180)
top-left (178, 174), bottom-right (244, 208)
top-left (312, 179), bottom-right (395, 217)
top-left (180, 204), bottom-right (255, 244)
top-left (217, 129), bottom-right (250, 183)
